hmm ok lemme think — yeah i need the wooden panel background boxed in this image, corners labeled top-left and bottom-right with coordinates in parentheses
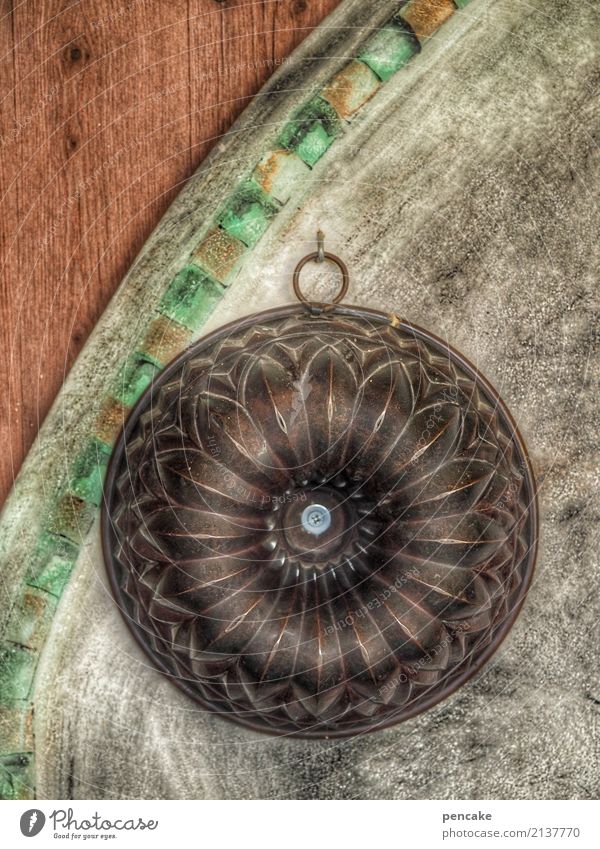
top-left (0, 0), bottom-right (339, 507)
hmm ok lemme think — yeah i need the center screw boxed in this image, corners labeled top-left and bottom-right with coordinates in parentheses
top-left (301, 504), bottom-right (331, 536)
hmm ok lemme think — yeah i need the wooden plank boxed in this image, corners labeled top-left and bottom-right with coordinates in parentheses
top-left (0, 0), bottom-right (340, 506)
top-left (0, 1), bottom-right (24, 510)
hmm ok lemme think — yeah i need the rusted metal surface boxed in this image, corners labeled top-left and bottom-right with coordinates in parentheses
top-left (400, 0), bottom-right (457, 40)
top-left (292, 246), bottom-right (350, 311)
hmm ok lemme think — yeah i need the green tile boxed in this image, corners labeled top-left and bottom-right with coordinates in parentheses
top-left (454, 0), bottom-right (472, 7)
top-left (278, 97), bottom-right (342, 168)
top-left (296, 123), bottom-right (333, 167)
top-left (359, 24), bottom-right (420, 82)
top-left (69, 437), bottom-right (112, 506)
top-left (28, 532), bottom-right (78, 598)
top-left (112, 355), bottom-right (159, 407)
top-left (0, 752), bottom-right (34, 800)
top-left (0, 643), bottom-right (37, 705)
top-left (159, 265), bottom-right (224, 330)
top-left (218, 180), bottom-right (279, 247)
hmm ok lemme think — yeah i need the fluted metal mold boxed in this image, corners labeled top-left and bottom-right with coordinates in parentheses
top-left (102, 305), bottom-right (538, 737)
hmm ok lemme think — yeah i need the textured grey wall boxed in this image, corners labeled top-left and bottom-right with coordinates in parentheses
top-left (30, 0), bottom-right (600, 798)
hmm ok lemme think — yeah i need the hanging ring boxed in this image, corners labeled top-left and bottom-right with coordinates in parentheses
top-left (293, 237), bottom-right (349, 313)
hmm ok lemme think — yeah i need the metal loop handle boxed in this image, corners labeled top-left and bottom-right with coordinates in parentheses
top-left (316, 229), bottom-right (325, 263)
top-left (292, 248), bottom-right (350, 313)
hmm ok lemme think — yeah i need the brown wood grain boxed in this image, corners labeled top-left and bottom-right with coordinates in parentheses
top-left (0, 0), bottom-right (339, 507)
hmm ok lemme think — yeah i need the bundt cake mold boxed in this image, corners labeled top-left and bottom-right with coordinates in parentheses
top-left (102, 305), bottom-right (537, 737)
